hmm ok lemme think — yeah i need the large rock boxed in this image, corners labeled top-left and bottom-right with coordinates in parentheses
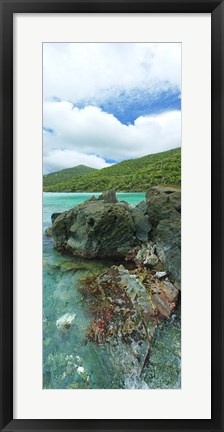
top-left (52, 200), bottom-right (136, 259)
top-left (131, 207), bottom-right (151, 242)
top-left (145, 186), bottom-right (181, 283)
top-left (146, 186), bottom-right (181, 227)
top-left (50, 189), bottom-right (181, 283)
top-left (155, 216), bottom-right (181, 283)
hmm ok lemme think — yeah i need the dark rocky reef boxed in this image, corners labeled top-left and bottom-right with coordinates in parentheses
top-left (80, 264), bottom-right (179, 373)
top-left (81, 264), bottom-right (179, 344)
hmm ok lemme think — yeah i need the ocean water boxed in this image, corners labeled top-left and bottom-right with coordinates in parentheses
top-left (43, 192), bottom-right (181, 389)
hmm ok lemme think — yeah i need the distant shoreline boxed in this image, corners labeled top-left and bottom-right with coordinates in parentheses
top-left (43, 148), bottom-right (181, 193)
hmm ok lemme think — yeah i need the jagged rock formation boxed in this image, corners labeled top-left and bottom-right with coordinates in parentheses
top-left (80, 264), bottom-right (179, 372)
top-left (50, 187), bottom-right (181, 283)
top-left (51, 197), bottom-right (136, 259)
top-left (146, 186), bottom-right (181, 283)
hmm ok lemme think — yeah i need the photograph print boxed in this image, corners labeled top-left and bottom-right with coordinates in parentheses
top-left (43, 42), bottom-right (181, 389)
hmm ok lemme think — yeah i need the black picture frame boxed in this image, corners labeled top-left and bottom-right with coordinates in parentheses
top-left (0, 1), bottom-right (223, 431)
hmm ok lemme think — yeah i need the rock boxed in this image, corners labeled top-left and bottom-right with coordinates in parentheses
top-left (168, 190), bottom-right (181, 213)
top-left (118, 200), bottom-right (130, 210)
top-left (51, 212), bottom-right (61, 224)
top-left (56, 312), bottom-right (76, 332)
top-left (50, 189), bottom-right (181, 283)
top-left (155, 216), bottom-right (181, 283)
top-left (174, 280), bottom-right (181, 291)
top-left (77, 366), bottom-right (85, 375)
top-left (98, 190), bottom-right (118, 203)
top-left (88, 195), bottom-right (97, 202)
top-left (45, 227), bottom-right (52, 237)
top-left (145, 186), bottom-right (181, 283)
top-left (135, 242), bottom-right (159, 267)
top-left (146, 186), bottom-right (181, 227)
top-left (52, 199), bottom-right (136, 259)
top-left (150, 278), bottom-right (179, 319)
top-left (161, 280), bottom-right (179, 304)
top-left (137, 200), bottom-right (148, 214)
top-left (124, 246), bottom-right (141, 262)
top-left (131, 207), bottom-right (151, 242)
top-left (156, 271), bottom-right (167, 279)
top-left (81, 265), bottom-right (179, 346)
top-left (129, 203), bottom-right (136, 210)
top-left (81, 265), bottom-right (156, 346)
top-left (144, 254), bottom-right (158, 266)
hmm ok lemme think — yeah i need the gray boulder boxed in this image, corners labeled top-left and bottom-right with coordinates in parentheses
top-left (131, 207), bottom-right (151, 242)
top-left (155, 216), bottom-right (181, 283)
top-left (146, 186), bottom-right (181, 227)
top-left (52, 199), bottom-right (136, 259)
top-left (146, 186), bottom-right (181, 283)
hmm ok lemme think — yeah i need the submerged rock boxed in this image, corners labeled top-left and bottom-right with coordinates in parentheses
top-left (44, 351), bottom-right (89, 389)
top-left (56, 312), bottom-right (76, 332)
top-left (80, 265), bottom-right (179, 346)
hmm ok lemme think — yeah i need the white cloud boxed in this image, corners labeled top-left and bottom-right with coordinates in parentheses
top-left (43, 43), bottom-right (181, 103)
top-left (43, 101), bottom-right (181, 173)
top-left (43, 43), bottom-right (181, 173)
top-left (43, 149), bottom-right (110, 174)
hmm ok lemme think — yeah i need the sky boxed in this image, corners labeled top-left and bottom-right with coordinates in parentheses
top-left (43, 43), bottom-right (181, 174)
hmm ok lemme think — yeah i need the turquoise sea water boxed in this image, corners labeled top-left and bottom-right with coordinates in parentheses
top-left (43, 192), bottom-right (181, 389)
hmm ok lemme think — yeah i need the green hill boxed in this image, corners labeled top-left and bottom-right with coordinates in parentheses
top-left (43, 165), bottom-right (97, 188)
top-left (43, 148), bottom-right (181, 192)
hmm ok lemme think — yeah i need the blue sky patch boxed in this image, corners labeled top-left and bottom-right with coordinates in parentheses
top-left (74, 88), bottom-right (181, 125)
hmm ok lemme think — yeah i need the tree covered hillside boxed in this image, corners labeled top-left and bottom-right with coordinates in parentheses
top-left (43, 148), bottom-right (181, 192)
top-left (43, 165), bottom-right (97, 188)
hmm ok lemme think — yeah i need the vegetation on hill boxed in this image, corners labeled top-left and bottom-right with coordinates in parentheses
top-left (43, 165), bottom-right (97, 188)
top-left (43, 148), bottom-right (181, 192)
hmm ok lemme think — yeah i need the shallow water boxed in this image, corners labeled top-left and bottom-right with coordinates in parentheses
top-left (43, 192), bottom-right (181, 389)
